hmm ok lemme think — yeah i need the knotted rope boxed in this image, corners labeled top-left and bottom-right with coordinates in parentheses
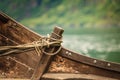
top-left (0, 35), bottom-right (62, 56)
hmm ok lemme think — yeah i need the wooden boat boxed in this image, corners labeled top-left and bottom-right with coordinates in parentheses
top-left (0, 11), bottom-right (120, 80)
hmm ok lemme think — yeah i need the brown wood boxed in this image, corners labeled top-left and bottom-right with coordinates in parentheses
top-left (0, 12), bottom-right (120, 80)
top-left (47, 55), bottom-right (120, 79)
top-left (31, 27), bottom-right (64, 80)
top-left (60, 48), bottom-right (120, 72)
top-left (0, 12), bottom-right (41, 66)
top-left (0, 33), bottom-right (34, 78)
top-left (42, 73), bottom-right (117, 80)
top-left (0, 12), bottom-right (41, 78)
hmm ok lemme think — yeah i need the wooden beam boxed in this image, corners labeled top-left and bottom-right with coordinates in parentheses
top-left (31, 27), bottom-right (64, 80)
top-left (42, 73), bottom-right (117, 80)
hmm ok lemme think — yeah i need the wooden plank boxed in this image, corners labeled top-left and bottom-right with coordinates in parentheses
top-left (31, 27), bottom-right (64, 80)
top-left (0, 33), bottom-right (38, 68)
top-left (48, 55), bottom-right (120, 79)
top-left (0, 33), bottom-right (16, 46)
top-left (0, 19), bottom-right (41, 44)
top-left (0, 12), bottom-right (43, 78)
top-left (0, 34), bottom-right (34, 77)
top-left (42, 73), bottom-right (117, 80)
top-left (59, 48), bottom-right (120, 72)
top-left (0, 12), bottom-right (42, 68)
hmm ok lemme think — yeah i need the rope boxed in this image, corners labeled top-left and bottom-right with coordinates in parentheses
top-left (34, 41), bottom-right (41, 56)
top-left (0, 36), bottom-right (62, 56)
top-left (42, 46), bottom-right (62, 56)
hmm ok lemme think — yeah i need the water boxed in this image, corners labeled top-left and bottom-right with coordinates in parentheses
top-left (62, 34), bottom-right (120, 63)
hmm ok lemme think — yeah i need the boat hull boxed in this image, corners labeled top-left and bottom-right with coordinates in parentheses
top-left (0, 12), bottom-right (120, 80)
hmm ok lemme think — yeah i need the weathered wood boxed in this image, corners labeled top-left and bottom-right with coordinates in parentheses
top-left (0, 56), bottom-right (33, 78)
top-left (0, 29), bottom-right (35, 78)
top-left (0, 22), bottom-right (39, 68)
top-left (0, 12), bottom-right (42, 78)
top-left (60, 48), bottom-right (120, 72)
top-left (0, 12), bottom-right (120, 80)
top-left (0, 12), bottom-right (42, 64)
top-left (31, 27), bottom-right (64, 80)
top-left (42, 73), bottom-right (117, 80)
top-left (0, 33), bottom-right (16, 46)
top-left (48, 55), bottom-right (120, 79)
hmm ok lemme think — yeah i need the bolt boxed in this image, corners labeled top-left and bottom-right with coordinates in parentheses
top-left (93, 60), bottom-right (97, 63)
top-left (68, 52), bottom-right (72, 56)
top-left (66, 51), bottom-right (72, 56)
top-left (107, 63), bottom-right (111, 67)
top-left (66, 51), bottom-right (69, 54)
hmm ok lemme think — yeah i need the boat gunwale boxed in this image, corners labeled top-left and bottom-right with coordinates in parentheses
top-left (0, 11), bottom-right (43, 38)
top-left (59, 47), bottom-right (120, 72)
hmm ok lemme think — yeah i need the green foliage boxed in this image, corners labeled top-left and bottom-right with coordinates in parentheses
top-left (0, 0), bottom-right (120, 34)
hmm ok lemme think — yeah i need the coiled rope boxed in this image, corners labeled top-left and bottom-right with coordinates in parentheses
top-left (0, 35), bottom-right (62, 56)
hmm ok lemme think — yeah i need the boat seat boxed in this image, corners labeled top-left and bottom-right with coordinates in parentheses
top-left (41, 73), bottom-right (117, 80)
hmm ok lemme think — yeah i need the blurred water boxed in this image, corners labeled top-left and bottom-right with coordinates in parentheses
top-left (62, 34), bottom-right (120, 63)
